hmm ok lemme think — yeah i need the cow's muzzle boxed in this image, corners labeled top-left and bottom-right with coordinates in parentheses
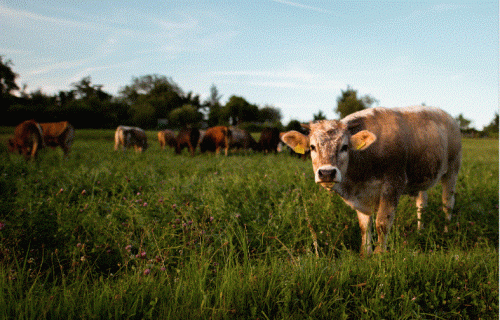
top-left (315, 165), bottom-right (341, 184)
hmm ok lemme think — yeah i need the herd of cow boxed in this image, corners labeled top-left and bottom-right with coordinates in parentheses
top-left (7, 120), bottom-right (286, 161)
top-left (7, 106), bottom-right (463, 256)
top-left (114, 125), bottom-right (284, 156)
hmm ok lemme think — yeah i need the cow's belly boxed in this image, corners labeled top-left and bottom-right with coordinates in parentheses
top-left (333, 179), bottom-right (383, 215)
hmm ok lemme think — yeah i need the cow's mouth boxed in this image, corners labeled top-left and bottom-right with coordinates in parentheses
top-left (319, 182), bottom-right (335, 191)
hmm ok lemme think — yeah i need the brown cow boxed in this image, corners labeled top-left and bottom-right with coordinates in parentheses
top-left (158, 129), bottom-right (177, 150)
top-left (175, 127), bottom-right (200, 156)
top-left (229, 126), bottom-right (257, 153)
top-left (199, 126), bottom-right (231, 156)
top-left (39, 121), bottom-right (74, 157)
top-left (258, 127), bottom-right (281, 153)
top-left (114, 126), bottom-right (148, 152)
top-left (281, 106), bottom-right (462, 256)
top-left (8, 120), bottom-right (44, 160)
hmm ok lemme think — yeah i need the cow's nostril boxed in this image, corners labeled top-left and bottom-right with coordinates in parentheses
top-left (318, 168), bottom-right (336, 180)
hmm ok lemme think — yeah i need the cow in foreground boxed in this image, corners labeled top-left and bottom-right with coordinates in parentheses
top-left (158, 129), bottom-right (177, 150)
top-left (281, 106), bottom-right (462, 256)
top-left (8, 120), bottom-right (44, 160)
top-left (39, 121), bottom-right (75, 157)
top-left (114, 126), bottom-right (148, 152)
top-left (200, 126), bottom-right (231, 156)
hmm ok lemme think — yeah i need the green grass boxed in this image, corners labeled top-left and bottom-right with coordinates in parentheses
top-left (0, 130), bottom-right (497, 319)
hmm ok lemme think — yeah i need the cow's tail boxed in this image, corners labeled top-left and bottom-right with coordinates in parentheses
top-left (30, 122), bottom-right (44, 160)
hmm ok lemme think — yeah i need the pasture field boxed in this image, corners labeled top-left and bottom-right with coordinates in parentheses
top-left (0, 128), bottom-right (498, 319)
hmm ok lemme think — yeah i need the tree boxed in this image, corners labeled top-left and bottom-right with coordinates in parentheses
top-left (0, 56), bottom-right (19, 98)
top-left (259, 105), bottom-right (282, 123)
top-left (313, 110), bottom-right (327, 121)
top-left (206, 84), bottom-right (222, 126)
top-left (169, 104), bottom-right (203, 128)
top-left (483, 113), bottom-right (499, 137)
top-left (456, 114), bottom-right (472, 131)
top-left (222, 95), bottom-right (259, 125)
top-left (335, 86), bottom-right (377, 119)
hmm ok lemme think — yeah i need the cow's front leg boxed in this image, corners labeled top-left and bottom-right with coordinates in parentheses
top-left (374, 192), bottom-right (400, 254)
top-left (356, 210), bottom-right (373, 257)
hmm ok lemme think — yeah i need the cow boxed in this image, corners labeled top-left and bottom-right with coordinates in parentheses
top-left (39, 121), bottom-right (74, 157)
top-left (258, 127), bottom-right (281, 153)
top-left (175, 127), bottom-right (200, 156)
top-left (7, 120), bottom-right (44, 161)
top-left (114, 126), bottom-right (148, 152)
top-left (229, 127), bottom-right (257, 153)
top-left (158, 129), bottom-right (177, 150)
top-left (199, 126), bottom-right (231, 156)
top-left (280, 106), bottom-right (462, 256)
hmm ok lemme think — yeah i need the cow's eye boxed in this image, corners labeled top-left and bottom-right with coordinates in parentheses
top-left (310, 144), bottom-right (316, 151)
top-left (340, 144), bottom-right (348, 152)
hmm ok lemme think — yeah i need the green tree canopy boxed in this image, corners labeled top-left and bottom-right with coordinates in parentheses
top-left (335, 86), bottom-right (377, 119)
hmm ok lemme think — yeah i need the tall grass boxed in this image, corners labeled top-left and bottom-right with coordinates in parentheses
top-left (0, 130), bottom-right (497, 319)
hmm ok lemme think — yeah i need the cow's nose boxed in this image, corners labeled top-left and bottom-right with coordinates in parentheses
top-left (318, 167), bottom-right (337, 181)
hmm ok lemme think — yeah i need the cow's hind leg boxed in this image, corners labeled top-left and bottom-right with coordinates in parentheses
top-left (415, 191), bottom-right (428, 231)
top-left (441, 172), bottom-right (458, 232)
top-left (356, 210), bottom-right (373, 257)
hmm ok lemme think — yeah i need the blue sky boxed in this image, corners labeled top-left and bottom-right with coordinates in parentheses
top-left (1, 1), bottom-right (498, 129)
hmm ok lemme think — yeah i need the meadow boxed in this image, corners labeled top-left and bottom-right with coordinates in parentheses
top-left (0, 128), bottom-right (497, 319)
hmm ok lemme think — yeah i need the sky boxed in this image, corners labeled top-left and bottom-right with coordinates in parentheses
top-left (0, 0), bottom-right (498, 129)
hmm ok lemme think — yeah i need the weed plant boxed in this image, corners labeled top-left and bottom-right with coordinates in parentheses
top-left (0, 129), bottom-right (497, 319)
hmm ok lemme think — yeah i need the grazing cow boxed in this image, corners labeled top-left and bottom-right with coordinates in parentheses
top-left (114, 126), bottom-right (148, 152)
top-left (281, 106), bottom-right (462, 256)
top-left (199, 126), bottom-right (231, 156)
top-left (158, 129), bottom-right (177, 150)
top-left (175, 127), bottom-right (200, 156)
top-left (229, 127), bottom-right (257, 153)
top-left (258, 127), bottom-right (281, 153)
top-left (39, 121), bottom-right (75, 157)
top-left (8, 120), bottom-right (44, 160)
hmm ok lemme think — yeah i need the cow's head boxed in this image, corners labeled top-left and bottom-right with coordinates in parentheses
top-left (280, 120), bottom-right (376, 189)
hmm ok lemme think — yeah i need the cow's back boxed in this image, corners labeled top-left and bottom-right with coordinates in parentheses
top-left (342, 106), bottom-right (461, 194)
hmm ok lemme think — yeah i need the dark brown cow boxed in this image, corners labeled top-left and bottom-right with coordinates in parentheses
top-left (258, 127), bottom-right (281, 153)
top-left (158, 129), bottom-right (177, 149)
top-left (281, 106), bottom-right (462, 256)
top-left (114, 126), bottom-right (148, 152)
top-left (229, 126), bottom-right (257, 152)
top-left (39, 121), bottom-right (74, 157)
top-left (8, 120), bottom-right (44, 160)
top-left (199, 126), bottom-right (231, 156)
top-left (175, 127), bottom-right (200, 156)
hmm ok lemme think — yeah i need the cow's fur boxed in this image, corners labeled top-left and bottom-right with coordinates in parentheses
top-left (114, 126), bottom-right (148, 152)
top-left (8, 120), bottom-right (44, 160)
top-left (229, 127), bottom-right (257, 152)
top-left (199, 126), bottom-right (231, 156)
top-left (39, 121), bottom-right (74, 157)
top-left (258, 127), bottom-right (281, 153)
top-left (175, 127), bottom-right (200, 156)
top-left (158, 129), bottom-right (177, 150)
top-left (281, 106), bottom-right (462, 256)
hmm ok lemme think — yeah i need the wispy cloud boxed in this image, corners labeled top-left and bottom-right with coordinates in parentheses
top-left (270, 0), bottom-right (341, 16)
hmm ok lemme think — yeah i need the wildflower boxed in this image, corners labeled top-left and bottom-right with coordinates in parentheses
top-left (143, 202), bottom-right (148, 207)
top-left (125, 245), bottom-right (132, 252)
top-left (209, 216), bottom-right (214, 222)
top-left (81, 189), bottom-right (86, 195)
top-left (143, 268), bottom-right (151, 275)
top-left (161, 267), bottom-right (166, 271)
top-left (137, 192), bottom-right (141, 196)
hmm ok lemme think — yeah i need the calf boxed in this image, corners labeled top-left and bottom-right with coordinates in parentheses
top-left (114, 126), bottom-right (148, 152)
top-left (8, 120), bottom-right (44, 160)
top-left (281, 106), bottom-right (462, 256)
top-left (158, 129), bottom-right (177, 150)
top-left (39, 121), bottom-right (74, 157)
top-left (199, 126), bottom-right (231, 156)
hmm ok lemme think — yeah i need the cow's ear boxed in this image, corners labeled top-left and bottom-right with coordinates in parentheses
top-left (281, 131), bottom-right (309, 154)
top-left (350, 130), bottom-right (376, 151)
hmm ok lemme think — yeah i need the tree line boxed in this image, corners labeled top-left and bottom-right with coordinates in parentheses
top-left (1, 56), bottom-right (497, 136)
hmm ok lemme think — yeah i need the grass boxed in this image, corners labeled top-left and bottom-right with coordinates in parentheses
top-left (0, 129), bottom-right (498, 319)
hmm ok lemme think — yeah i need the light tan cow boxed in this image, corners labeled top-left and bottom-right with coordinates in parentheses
top-left (281, 106), bottom-right (462, 256)
top-left (158, 129), bottom-right (176, 150)
top-left (114, 126), bottom-right (148, 152)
